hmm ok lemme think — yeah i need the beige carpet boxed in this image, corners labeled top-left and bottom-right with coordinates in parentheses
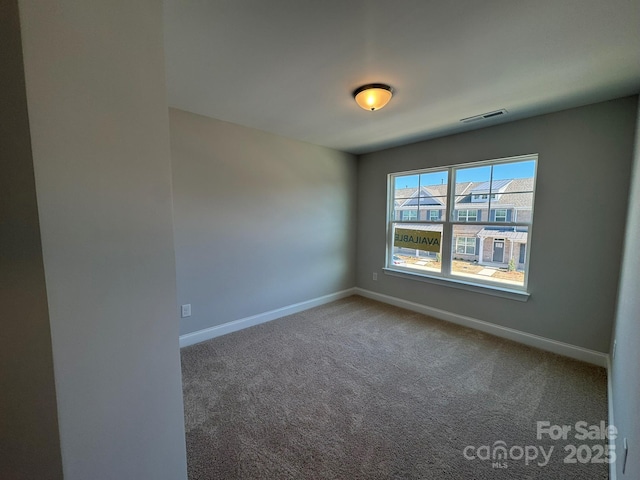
top-left (181, 296), bottom-right (608, 479)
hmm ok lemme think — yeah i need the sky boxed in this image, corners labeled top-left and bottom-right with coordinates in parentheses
top-left (394, 160), bottom-right (536, 189)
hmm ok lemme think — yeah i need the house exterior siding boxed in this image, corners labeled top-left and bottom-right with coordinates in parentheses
top-left (394, 177), bottom-right (533, 269)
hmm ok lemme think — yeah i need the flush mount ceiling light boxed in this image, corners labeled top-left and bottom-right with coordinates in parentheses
top-left (353, 83), bottom-right (394, 111)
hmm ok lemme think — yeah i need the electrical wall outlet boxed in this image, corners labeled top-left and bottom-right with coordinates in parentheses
top-left (181, 304), bottom-right (191, 318)
top-left (373, 272), bottom-right (378, 281)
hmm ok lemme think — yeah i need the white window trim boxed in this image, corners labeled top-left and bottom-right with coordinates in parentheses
top-left (494, 208), bottom-right (508, 222)
top-left (382, 267), bottom-right (530, 301)
top-left (401, 209), bottom-right (418, 221)
top-left (455, 236), bottom-right (476, 255)
top-left (457, 209), bottom-right (478, 222)
top-left (386, 154), bottom-right (537, 295)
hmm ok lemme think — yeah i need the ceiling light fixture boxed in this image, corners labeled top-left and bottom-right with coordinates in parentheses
top-left (353, 83), bottom-right (394, 111)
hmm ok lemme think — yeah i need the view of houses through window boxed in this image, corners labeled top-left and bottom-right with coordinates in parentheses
top-left (387, 155), bottom-right (537, 290)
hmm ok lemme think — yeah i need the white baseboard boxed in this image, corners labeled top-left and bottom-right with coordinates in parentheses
top-left (180, 286), bottom-right (609, 366)
top-left (607, 354), bottom-right (616, 480)
top-left (354, 288), bottom-right (608, 367)
top-left (179, 288), bottom-right (357, 348)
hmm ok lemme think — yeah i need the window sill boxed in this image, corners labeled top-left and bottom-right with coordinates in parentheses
top-left (382, 268), bottom-right (530, 302)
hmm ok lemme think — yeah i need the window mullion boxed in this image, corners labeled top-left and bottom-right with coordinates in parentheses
top-left (442, 167), bottom-right (456, 278)
top-left (487, 165), bottom-right (494, 214)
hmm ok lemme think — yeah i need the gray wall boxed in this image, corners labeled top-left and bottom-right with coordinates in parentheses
top-left (170, 108), bottom-right (357, 336)
top-left (357, 97), bottom-right (638, 353)
top-left (18, 1), bottom-right (187, 478)
top-left (0, 1), bottom-right (63, 477)
top-left (611, 101), bottom-right (640, 478)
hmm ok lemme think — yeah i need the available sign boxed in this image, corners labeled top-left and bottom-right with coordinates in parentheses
top-left (394, 228), bottom-right (441, 253)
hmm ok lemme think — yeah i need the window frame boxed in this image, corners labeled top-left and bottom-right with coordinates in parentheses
top-left (494, 208), bottom-right (508, 222)
top-left (457, 209), bottom-right (478, 222)
top-left (385, 154), bottom-right (537, 298)
top-left (401, 209), bottom-right (418, 221)
top-left (455, 236), bottom-right (476, 255)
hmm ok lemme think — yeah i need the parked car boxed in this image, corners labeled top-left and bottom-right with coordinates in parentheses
top-left (392, 255), bottom-right (405, 265)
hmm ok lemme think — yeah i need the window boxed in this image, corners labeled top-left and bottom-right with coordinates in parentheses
top-left (472, 193), bottom-right (497, 202)
top-left (401, 209), bottom-right (417, 221)
top-left (457, 209), bottom-right (477, 222)
top-left (386, 155), bottom-right (537, 293)
top-left (455, 237), bottom-right (476, 255)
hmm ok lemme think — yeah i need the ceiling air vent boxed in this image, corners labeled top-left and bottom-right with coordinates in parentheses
top-left (460, 109), bottom-right (508, 124)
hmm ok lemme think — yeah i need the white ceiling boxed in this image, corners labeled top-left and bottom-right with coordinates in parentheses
top-left (163, 0), bottom-right (640, 155)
